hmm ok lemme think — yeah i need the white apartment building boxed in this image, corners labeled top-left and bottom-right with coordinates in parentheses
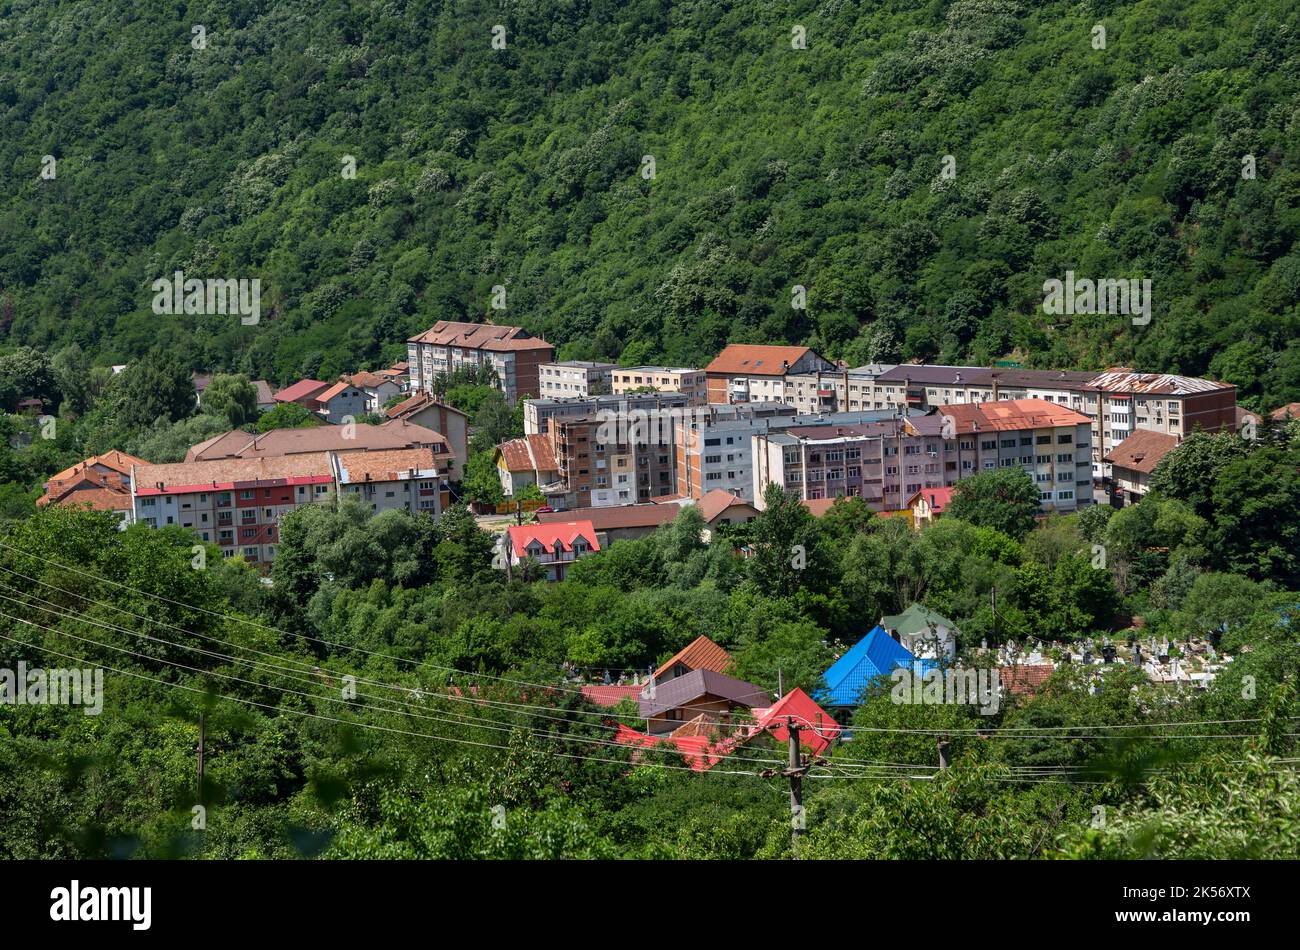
top-left (538, 361), bottom-right (617, 399)
top-left (610, 366), bottom-right (708, 405)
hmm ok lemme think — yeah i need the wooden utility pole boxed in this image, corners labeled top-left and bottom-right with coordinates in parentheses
top-left (196, 712), bottom-right (206, 807)
top-left (937, 737), bottom-right (951, 770)
top-left (991, 584), bottom-right (998, 643)
top-left (786, 718), bottom-right (805, 858)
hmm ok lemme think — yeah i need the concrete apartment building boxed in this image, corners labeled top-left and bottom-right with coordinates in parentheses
top-left (384, 392), bottom-right (470, 480)
top-left (130, 446), bottom-right (445, 565)
top-left (610, 366), bottom-right (708, 405)
top-left (542, 412), bottom-right (676, 508)
top-left (752, 399), bottom-right (1094, 514)
top-left (406, 320), bottom-right (555, 404)
top-left (524, 392), bottom-right (690, 437)
top-left (704, 344), bottom-right (836, 406)
top-left (801, 364), bottom-right (1234, 479)
top-left (538, 361), bottom-right (617, 399)
top-left (673, 403), bottom-right (917, 503)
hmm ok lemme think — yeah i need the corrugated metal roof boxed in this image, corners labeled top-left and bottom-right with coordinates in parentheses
top-left (819, 626), bottom-right (926, 707)
top-left (653, 635), bottom-right (733, 681)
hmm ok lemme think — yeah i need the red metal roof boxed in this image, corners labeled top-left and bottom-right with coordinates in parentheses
top-left (653, 635), bottom-right (732, 681)
top-left (507, 521), bottom-right (600, 558)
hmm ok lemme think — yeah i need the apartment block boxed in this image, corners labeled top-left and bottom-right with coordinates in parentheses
top-left (406, 320), bottom-right (555, 404)
top-left (524, 392), bottom-right (690, 437)
top-left (130, 447), bottom-right (446, 566)
top-left (704, 344), bottom-right (836, 405)
top-left (538, 361), bottom-right (617, 399)
top-left (610, 366), bottom-right (708, 405)
top-left (543, 413), bottom-right (675, 507)
top-left (752, 399), bottom-right (1094, 514)
top-left (673, 403), bottom-right (915, 503)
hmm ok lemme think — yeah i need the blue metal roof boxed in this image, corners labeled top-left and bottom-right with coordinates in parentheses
top-left (818, 625), bottom-right (928, 708)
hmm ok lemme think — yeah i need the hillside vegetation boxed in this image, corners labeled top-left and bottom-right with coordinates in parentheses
top-left (1, 0), bottom-right (1297, 410)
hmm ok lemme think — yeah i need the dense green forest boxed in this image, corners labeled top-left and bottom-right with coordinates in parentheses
top-left (1, 0), bottom-right (1298, 410)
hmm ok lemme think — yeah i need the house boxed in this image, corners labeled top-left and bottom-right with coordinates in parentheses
top-left (385, 392), bottom-right (470, 480)
top-left (743, 688), bottom-right (842, 758)
top-left (879, 604), bottom-right (958, 661)
top-left (311, 381), bottom-right (371, 422)
top-left (273, 379), bottom-right (330, 407)
top-left (1270, 402), bottom-right (1300, 423)
top-left (652, 635), bottom-right (732, 684)
top-left (348, 371), bottom-right (402, 412)
top-left (1104, 429), bottom-right (1178, 506)
top-left (819, 625), bottom-right (925, 722)
top-left (998, 663), bottom-right (1054, 697)
top-left (37, 451), bottom-right (149, 527)
top-left (638, 668), bottom-right (770, 735)
top-left (251, 380), bottom-right (276, 411)
top-left (495, 435), bottom-right (561, 497)
top-left (406, 320), bottom-right (555, 404)
top-left (505, 521), bottom-right (600, 582)
top-left (695, 489), bottom-right (760, 532)
top-left (535, 502), bottom-right (679, 544)
top-left (907, 487), bottom-right (953, 527)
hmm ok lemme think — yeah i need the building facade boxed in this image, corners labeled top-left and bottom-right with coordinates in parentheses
top-left (538, 361), bottom-right (617, 399)
top-left (406, 320), bottom-right (555, 404)
top-left (610, 366), bottom-right (708, 405)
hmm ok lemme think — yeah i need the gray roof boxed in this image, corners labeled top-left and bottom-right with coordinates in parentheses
top-left (874, 364), bottom-right (983, 385)
top-left (639, 668), bottom-right (770, 719)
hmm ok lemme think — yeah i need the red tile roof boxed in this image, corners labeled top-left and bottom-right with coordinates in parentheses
top-left (274, 379), bottom-right (329, 403)
top-left (580, 684), bottom-right (644, 708)
top-left (697, 489), bottom-right (749, 523)
top-left (907, 486), bottom-right (954, 514)
top-left (934, 398), bottom-right (1092, 433)
top-left (1270, 402), bottom-right (1300, 422)
top-left (385, 391), bottom-right (470, 422)
top-left (38, 452), bottom-right (149, 510)
top-left (998, 663), bottom-right (1055, 696)
top-left (705, 344), bottom-right (818, 376)
top-left (407, 320), bottom-right (553, 352)
top-left (507, 521), bottom-right (600, 558)
top-left (1104, 429), bottom-right (1178, 475)
top-left (653, 635), bottom-right (732, 681)
top-left (498, 434), bottom-right (559, 474)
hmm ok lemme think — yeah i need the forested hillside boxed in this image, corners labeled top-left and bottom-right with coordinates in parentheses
top-left (2, 0), bottom-right (1297, 410)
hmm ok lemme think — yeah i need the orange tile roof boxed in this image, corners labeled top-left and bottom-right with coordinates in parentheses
top-left (705, 344), bottom-right (816, 376)
top-left (313, 381), bottom-right (351, 404)
top-left (507, 521), bottom-right (600, 558)
top-left (407, 320), bottom-right (553, 352)
top-left (334, 447), bottom-right (441, 483)
top-left (653, 635), bottom-right (732, 681)
top-left (697, 489), bottom-right (749, 523)
top-left (999, 664), bottom-right (1055, 696)
top-left (135, 453), bottom-right (337, 494)
top-left (580, 684), bottom-right (644, 708)
top-left (1270, 402), bottom-right (1300, 422)
top-left (385, 391), bottom-right (469, 421)
top-left (934, 398), bottom-right (1092, 433)
top-left (1104, 429), bottom-right (1179, 475)
top-left (498, 434), bottom-right (559, 473)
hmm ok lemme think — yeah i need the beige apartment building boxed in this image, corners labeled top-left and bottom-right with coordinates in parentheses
top-left (406, 320), bottom-right (554, 404)
top-left (538, 361), bottom-right (617, 399)
top-left (610, 366), bottom-right (708, 405)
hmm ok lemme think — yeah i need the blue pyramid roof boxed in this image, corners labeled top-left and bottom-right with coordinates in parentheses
top-left (819, 625), bottom-right (930, 707)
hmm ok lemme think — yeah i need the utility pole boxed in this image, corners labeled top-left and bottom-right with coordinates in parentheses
top-left (937, 737), bottom-right (950, 770)
top-left (991, 584), bottom-right (998, 643)
top-left (196, 712), bottom-right (206, 808)
top-left (785, 718), bottom-right (806, 858)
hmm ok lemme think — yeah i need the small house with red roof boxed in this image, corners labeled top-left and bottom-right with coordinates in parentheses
top-left (273, 379), bottom-right (330, 407)
top-left (652, 635), bottom-right (732, 684)
top-left (906, 487), bottom-right (953, 528)
top-left (505, 520), bottom-right (600, 581)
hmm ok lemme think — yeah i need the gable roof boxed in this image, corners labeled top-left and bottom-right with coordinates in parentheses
top-left (274, 379), bottom-right (329, 403)
top-left (313, 381), bottom-right (353, 405)
top-left (1270, 402), bottom-right (1300, 422)
top-left (187, 423), bottom-right (449, 462)
top-left (697, 489), bottom-right (750, 523)
top-left (507, 521), bottom-right (600, 558)
top-left (653, 635), bottom-right (732, 681)
top-left (39, 451), bottom-right (150, 509)
top-left (880, 603), bottom-right (956, 638)
top-left (536, 503), bottom-right (678, 532)
top-left (705, 344), bottom-right (820, 376)
top-left (385, 391), bottom-right (470, 422)
top-left (498, 434), bottom-right (559, 474)
top-left (1104, 428), bottom-right (1179, 475)
top-left (999, 663), bottom-right (1055, 696)
top-left (745, 688), bottom-right (841, 758)
top-left (820, 625), bottom-right (922, 707)
top-left (906, 487), bottom-right (954, 514)
top-left (639, 668), bottom-right (769, 720)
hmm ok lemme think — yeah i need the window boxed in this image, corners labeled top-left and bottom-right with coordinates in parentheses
top-left (240, 490), bottom-right (255, 500)
top-left (1057, 433), bottom-right (1073, 444)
